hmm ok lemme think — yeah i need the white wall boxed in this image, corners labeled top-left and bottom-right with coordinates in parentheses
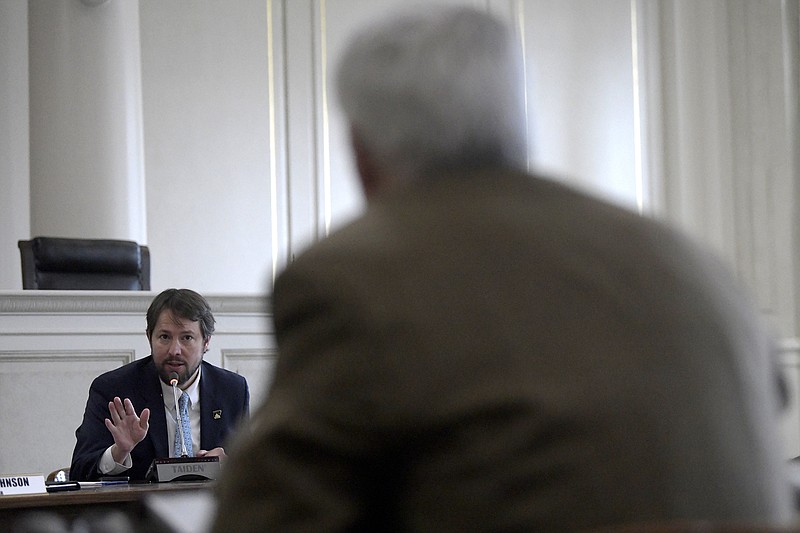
top-left (0, 1), bottom-right (30, 290)
top-left (277, 0), bottom-right (637, 262)
top-left (139, 0), bottom-right (273, 294)
top-left (0, 0), bottom-right (636, 294)
top-left (524, 0), bottom-right (636, 208)
top-left (28, 0), bottom-right (146, 244)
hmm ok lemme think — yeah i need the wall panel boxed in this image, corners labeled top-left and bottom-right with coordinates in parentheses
top-left (0, 351), bottom-right (133, 475)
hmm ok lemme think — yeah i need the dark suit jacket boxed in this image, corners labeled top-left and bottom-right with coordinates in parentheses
top-left (214, 168), bottom-right (792, 531)
top-left (71, 356), bottom-right (249, 481)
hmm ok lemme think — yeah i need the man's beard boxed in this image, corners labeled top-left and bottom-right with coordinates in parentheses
top-left (157, 358), bottom-right (200, 387)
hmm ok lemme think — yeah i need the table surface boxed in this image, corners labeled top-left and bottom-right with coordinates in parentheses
top-left (0, 480), bottom-right (212, 511)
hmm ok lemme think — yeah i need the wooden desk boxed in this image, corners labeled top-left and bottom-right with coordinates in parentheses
top-left (0, 481), bottom-right (213, 529)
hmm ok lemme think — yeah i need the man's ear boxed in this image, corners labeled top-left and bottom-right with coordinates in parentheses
top-left (203, 336), bottom-right (211, 353)
top-left (351, 127), bottom-right (383, 199)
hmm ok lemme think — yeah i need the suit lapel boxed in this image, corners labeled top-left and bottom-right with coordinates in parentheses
top-left (198, 362), bottom-right (218, 451)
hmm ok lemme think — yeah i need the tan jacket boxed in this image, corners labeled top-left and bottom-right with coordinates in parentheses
top-left (214, 168), bottom-right (793, 531)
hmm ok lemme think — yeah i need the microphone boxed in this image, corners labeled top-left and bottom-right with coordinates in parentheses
top-left (145, 371), bottom-right (219, 482)
top-left (169, 372), bottom-right (189, 457)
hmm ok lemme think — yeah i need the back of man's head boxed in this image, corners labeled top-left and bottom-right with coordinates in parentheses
top-left (336, 6), bottom-right (527, 184)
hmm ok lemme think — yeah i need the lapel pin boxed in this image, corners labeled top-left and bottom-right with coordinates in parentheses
top-left (213, 410), bottom-right (222, 420)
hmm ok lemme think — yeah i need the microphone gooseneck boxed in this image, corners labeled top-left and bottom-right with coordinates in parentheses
top-left (169, 372), bottom-right (189, 457)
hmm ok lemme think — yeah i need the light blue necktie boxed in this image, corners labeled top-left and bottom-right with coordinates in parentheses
top-left (174, 391), bottom-right (193, 457)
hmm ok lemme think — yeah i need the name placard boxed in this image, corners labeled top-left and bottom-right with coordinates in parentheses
top-left (0, 474), bottom-right (47, 495)
top-left (147, 456), bottom-right (219, 482)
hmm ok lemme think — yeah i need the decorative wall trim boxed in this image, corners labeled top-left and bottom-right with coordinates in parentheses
top-left (0, 291), bottom-right (271, 315)
top-left (0, 349), bottom-right (134, 364)
top-left (221, 348), bottom-right (277, 368)
top-left (780, 337), bottom-right (800, 365)
top-left (221, 348), bottom-right (278, 406)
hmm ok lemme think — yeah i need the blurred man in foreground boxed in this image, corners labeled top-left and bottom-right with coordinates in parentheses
top-left (213, 6), bottom-right (793, 531)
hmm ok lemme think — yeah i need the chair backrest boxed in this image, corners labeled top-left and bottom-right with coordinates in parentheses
top-left (18, 237), bottom-right (151, 290)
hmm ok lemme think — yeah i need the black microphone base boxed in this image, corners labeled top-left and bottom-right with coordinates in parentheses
top-left (145, 456), bottom-right (220, 482)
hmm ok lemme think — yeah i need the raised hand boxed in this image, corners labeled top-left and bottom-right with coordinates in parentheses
top-left (104, 396), bottom-right (150, 463)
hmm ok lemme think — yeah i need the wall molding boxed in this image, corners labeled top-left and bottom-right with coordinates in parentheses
top-left (0, 349), bottom-right (134, 364)
top-left (221, 348), bottom-right (277, 365)
top-left (780, 337), bottom-right (800, 365)
top-left (0, 291), bottom-right (270, 315)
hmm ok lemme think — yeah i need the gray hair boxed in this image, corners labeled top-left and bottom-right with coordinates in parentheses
top-left (336, 6), bottom-right (527, 181)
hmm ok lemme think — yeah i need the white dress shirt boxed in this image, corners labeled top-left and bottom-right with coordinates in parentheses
top-left (98, 368), bottom-right (202, 475)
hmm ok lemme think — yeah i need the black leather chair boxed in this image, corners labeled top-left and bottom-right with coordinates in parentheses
top-left (18, 237), bottom-right (150, 290)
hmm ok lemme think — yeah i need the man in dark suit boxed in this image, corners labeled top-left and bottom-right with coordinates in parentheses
top-left (70, 288), bottom-right (249, 481)
top-left (212, 6), bottom-right (793, 531)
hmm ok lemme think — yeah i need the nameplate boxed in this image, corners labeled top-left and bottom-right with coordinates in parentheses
top-left (146, 457), bottom-right (220, 482)
top-left (0, 474), bottom-right (46, 495)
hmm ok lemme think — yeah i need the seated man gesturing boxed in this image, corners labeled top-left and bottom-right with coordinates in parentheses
top-left (70, 288), bottom-right (250, 481)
